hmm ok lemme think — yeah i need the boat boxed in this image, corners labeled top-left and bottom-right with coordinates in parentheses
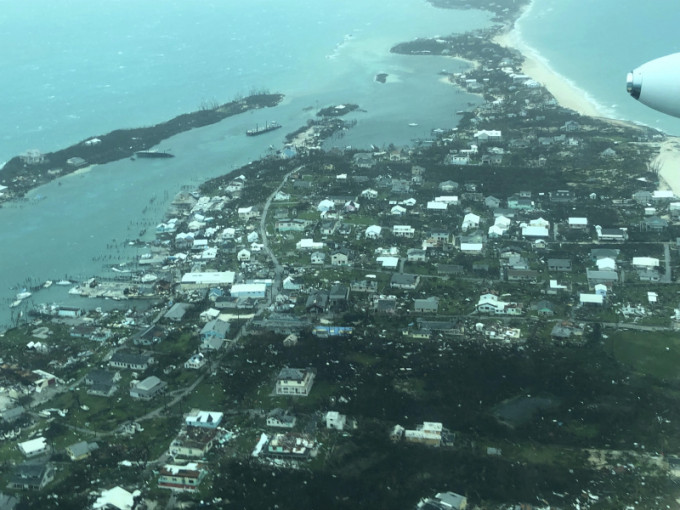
top-left (246, 121), bottom-right (281, 136)
top-left (9, 299), bottom-right (22, 308)
top-left (43, 280), bottom-right (53, 288)
top-left (408, 122), bottom-right (419, 127)
top-left (16, 291), bottom-right (31, 300)
top-left (135, 150), bottom-right (174, 158)
top-left (55, 280), bottom-right (72, 286)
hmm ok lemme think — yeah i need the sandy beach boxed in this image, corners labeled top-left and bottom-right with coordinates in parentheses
top-left (493, 30), bottom-right (602, 118)
top-left (652, 137), bottom-right (680, 195)
top-left (493, 13), bottom-right (680, 196)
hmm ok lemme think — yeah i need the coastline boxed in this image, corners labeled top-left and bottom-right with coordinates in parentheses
top-left (492, 26), bottom-right (602, 118)
top-left (492, 2), bottom-right (680, 195)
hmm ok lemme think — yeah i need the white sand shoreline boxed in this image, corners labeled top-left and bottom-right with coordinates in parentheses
top-left (493, 1), bottom-right (680, 195)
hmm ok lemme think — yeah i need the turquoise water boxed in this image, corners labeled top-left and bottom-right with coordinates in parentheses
top-left (517, 0), bottom-right (680, 134)
top-left (0, 1), bottom-right (491, 327)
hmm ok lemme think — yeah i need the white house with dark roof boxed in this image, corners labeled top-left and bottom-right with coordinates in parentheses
top-left (275, 368), bottom-right (315, 396)
top-left (130, 376), bottom-right (166, 400)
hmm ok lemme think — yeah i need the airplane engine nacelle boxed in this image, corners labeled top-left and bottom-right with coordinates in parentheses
top-left (627, 53), bottom-right (680, 119)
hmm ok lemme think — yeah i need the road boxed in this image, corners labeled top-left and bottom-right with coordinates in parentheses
top-left (662, 242), bottom-right (672, 283)
top-left (259, 164), bottom-right (305, 304)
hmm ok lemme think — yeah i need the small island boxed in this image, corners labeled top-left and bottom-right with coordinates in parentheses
top-left (0, 93), bottom-right (283, 199)
top-left (316, 104), bottom-right (360, 117)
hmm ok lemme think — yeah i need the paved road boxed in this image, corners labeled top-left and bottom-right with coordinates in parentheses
top-left (662, 242), bottom-right (672, 283)
top-left (259, 164), bottom-right (305, 304)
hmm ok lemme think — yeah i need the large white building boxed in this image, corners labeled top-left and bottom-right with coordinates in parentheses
top-left (230, 283), bottom-right (267, 299)
top-left (181, 271), bottom-right (236, 290)
top-left (274, 368), bottom-right (315, 397)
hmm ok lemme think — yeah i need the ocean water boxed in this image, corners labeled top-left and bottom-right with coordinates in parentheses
top-left (0, 1), bottom-right (492, 328)
top-left (516, 0), bottom-right (680, 135)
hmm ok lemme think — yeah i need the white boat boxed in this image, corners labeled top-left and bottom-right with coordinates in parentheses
top-left (43, 280), bottom-right (53, 288)
top-left (56, 280), bottom-right (72, 286)
top-left (9, 299), bottom-right (22, 308)
top-left (16, 291), bottom-right (31, 300)
top-left (408, 122), bottom-right (418, 127)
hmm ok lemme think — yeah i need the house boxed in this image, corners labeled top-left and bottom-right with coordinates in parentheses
top-left (169, 428), bottom-right (218, 459)
top-left (374, 295), bottom-right (398, 314)
top-left (85, 369), bottom-right (120, 397)
top-left (360, 188), bottom-right (378, 199)
top-left (275, 368), bottom-right (316, 396)
top-left (404, 421), bottom-right (443, 447)
top-left (352, 152), bottom-right (375, 168)
top-left (633, 190), bottom-right (654, 204)
top-left (547, 258), bottom-right (572, 272)
top-left (392, 225), bottom-right (416, 238)
top-left (320, 219), bottom-right (338, 235)
top-left (178, 410), bottom-right (222, 431)
top-left (200, 319), bottom-right (230, 342)
top-left (507, 194), bottom-right (534, 210)
top-left (506, 268), bottom-right (539, 282)
top-left (7, 463), bottom-right (55, 491)
top-left (586, 269), bottom-right (618, 288)
top-left (296, 238), bottom-right (324, 250)
top-left (237, 248), bottom-right (251, 262)
top-left (414, 297), bottom-right (439, 313)
top-left (18, 438), bottom-right (49, 458)
top-left (427, 200), bottom-right (448, 211)
top-left (632, 256), bottom-right (660, 269)
top-left (237, 206), bottom-right (259, 221)
top-left (580, 293), bottom-right (604, 305)
top-left (641, 216), bottom-right (668, 232)
top-left (267, 408), bottom-right (296, 428)
top-left (311, 251), bottom-right (326, 265)
top-left (390, 273), bottom-right (420, 290)
top-left (305, 290), bottom-right (329, 313)
top-left (109, 352), bottom-right (154, 371)
top-left (596, 256), bottom-right (617, 271)
top-left (283, 276), bottom-right (303, 291)
top-left (329, 284), bottom-right (349, 307)
top-left (568, 217), bottom-right (588, 229)
top-left (92, 486), bottom-right (136, 510)
top-left (427, 231), bottom-right (453, 246)
top-left (407, 248), bottom-right (427, 262)
top-left (264, 433), bottom-right (315, 459)
top-left (438, 180), bottom-right (459, 192)
top-left (326, 411), bottom-right (347, 430)
top-left (522, 225), bottom-right (549, 238)
top-left (130, 376), bottom-right (167, 400)
top-left (350, 279), bottom-right (378, 293)
top-left (638, 268), bottom-right (661, 282)
top-left (484, 196), bottom-right (501, 209)
top-left (65, 441), bottom-right (99, 461)
top-left (275, 219), bottom-right (308, 232)
top-left (158, 463), bottom-right (206, 492)
top-left (461, 213), bottom-right (480, 232)
top-left (365, 225), bottom-right (382, 239)
top-left (474, 129), bottom-right (502, 142)
top-left (331, 249), bottom-right (351, 266)
top-left (595, 226), bottom-right (628, 242)
top-left (550, 189), bottom-right (573, 202)
top-left (391, 205), bottom-right (407, 216)
top-left (476, 293), bottom-right (522, 316)
top-left (184, 353), bottom-right (207, 370)
top-left (417, 492), bottom-right (468, 510)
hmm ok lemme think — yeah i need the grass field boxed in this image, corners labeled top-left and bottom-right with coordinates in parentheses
top-left (604, 329), bottom-right (680, 380)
